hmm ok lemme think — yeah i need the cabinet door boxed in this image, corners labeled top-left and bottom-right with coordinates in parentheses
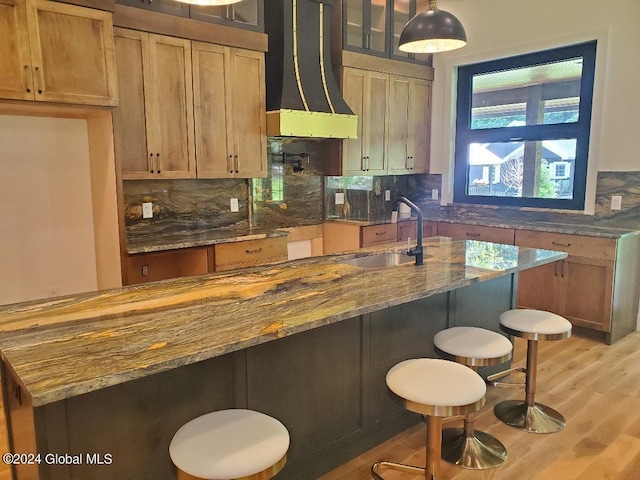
top-left (342, 67), bottom-right (367, 174)
top-left (397, 220), bottom-right (416, 243)
top-left (408, 78), bottom-right (430, 173)
top-left (388, 76), bottom-right (411, 173)
top-left (146, 34), bottom-right (195, 178)
top-left (27, 0), bottom-right (117, 106)
top-left (560, 257), bottom-right (614, 332)
top-left (190, 1), bottom-right (262, 32)
top-left (192, 42), bottom-right (232, 178)
top-left (0, 0), bottom-right (33, 101)
top-left (517, 261), bottom-right (561, 313)
top-left (365, 71), bottom-right (388, 174)
top-left (125, 248), bottom-right (210, 285)
top-left (113, 29), bottom-right (151, 177)
top-left (229, 48), bottom-right (266, 178)
top-left (438, 223), bottom-right (515, 244)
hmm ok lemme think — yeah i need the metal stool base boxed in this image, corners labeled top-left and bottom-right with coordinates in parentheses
top-left (371, 461), bottom-right (426, 479)
top-left (441, 428), bottom-right (507, 469)
top-left (494, 399), bottom-right (566, 433)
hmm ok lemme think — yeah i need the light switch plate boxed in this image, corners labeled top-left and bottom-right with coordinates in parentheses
top-left (385, 190), bottom-right (391, 201)
top-left (335, 192), bottom-right (345, 205)
top-left (142, 202), bottom-right (153, 219)
top-left (611, 195), bottom-right (622, 210)
top-left (230, 198), bottom-right (239, 212)
top-left (431, 189), bottom-right (439, 200)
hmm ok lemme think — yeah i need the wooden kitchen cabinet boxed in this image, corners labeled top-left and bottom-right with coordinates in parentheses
top-left (116, 0), bottom-right (189, 18)
top-left (515, 230), bottom-right (618, 339)
top-left (342, 66), bottom-right (388, 175)
top-left (125, 247), bottom-right (211, 285)
top-left (113, 28), bottom-right (195, 179)
top-left (192, 42), bottom-right (267, 178)
top-left (437, 223), bottom-right (515, 244)
top-left (0, 0), bottom-right (117, 105)
top-left (397, 220), bottom-right (437, 242)
top-left (323, 221), bottom-right (413, 254)
top-left (327, 52), bottom-right (433, 176)
top-left (214, 237), bottom-right (287, 272)
top-left (388, 75), bottom-right (431, 174)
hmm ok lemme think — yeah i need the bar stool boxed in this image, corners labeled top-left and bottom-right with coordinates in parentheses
top-left (433, 326), bottom-right (513, 469)
top-left (488, 309), bottom-right (572, 434)
top-left (372, 358), bottom-right (486, 480)
top-left (169, 409), bottom-right (290, 480)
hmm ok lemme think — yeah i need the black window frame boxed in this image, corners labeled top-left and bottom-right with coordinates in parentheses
top-left (453, 41), bottom-right (597, 210)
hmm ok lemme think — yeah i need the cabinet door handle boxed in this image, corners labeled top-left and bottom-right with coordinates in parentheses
top-left (409, 156), bottom-right (414, 169)
top-left (554, 260), bottom-right (560, 277)
top-left (560, 259), bottom-right (566, 278)
top-left (23, 65), bottom-right (32, 93)
top-left (149, 153), bottom-right (155, 173)
top-left (245, 248), bottom-right (263, 254)
top-left (156, 153), bottom-right (161, 173)
top-left (465, 232), bottom-right (481, 237)
top-left (228, 154), bottom-right (234, 174)
top-left (234, 154), bottom-right (239, 174)
top-left (34, 66), bottom-right (43, 94)
top-left (552, 241), bottom-right (571, 247)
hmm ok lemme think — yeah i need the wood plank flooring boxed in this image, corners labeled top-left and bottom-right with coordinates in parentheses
top-left (320, 332), bottom-right (640, 480)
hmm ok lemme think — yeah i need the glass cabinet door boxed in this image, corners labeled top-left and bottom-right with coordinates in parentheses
top-left (344, 0), bottom-right (386, 54)
top-left (117, 0), bottom-right (189, 17)
top-left (391, 0), bottom-right (412, 58)
top-left (190, 1), bottom-right (263, 32)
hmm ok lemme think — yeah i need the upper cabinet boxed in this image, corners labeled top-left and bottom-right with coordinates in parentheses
top-left (327, 51), bottom-right (433, 176)
top-left (113, 28), bottom-right (266, 180)
top-left (337, 0), bottom-right (431, 65)
top-left (113, 29), bottom-right (195, 179)
top-left (0, 0), bottom-right (117, 106)
top-left (192, 42), bottom-right (266, 178)
top-left (116, 0), bottom-right (263, 32)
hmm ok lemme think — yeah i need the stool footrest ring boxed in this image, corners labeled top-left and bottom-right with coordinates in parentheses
top-left (371, 461), bottom-right (428, 479)
top-left (487, 366), bottom-right (526, 388)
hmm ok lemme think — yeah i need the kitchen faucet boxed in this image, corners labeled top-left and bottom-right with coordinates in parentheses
top-left (397, 196), bottom-right (424, 266)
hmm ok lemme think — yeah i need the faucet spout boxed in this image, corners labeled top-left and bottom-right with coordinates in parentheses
top-left (397, 196), bottom-right (424, 266)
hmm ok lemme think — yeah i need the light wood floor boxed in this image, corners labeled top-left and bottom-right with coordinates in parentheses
top-left (321, 331), bottom-right (640, 480)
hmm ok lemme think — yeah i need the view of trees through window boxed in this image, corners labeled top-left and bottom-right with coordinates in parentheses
top-left (454, 41), bottom-right (597, 210)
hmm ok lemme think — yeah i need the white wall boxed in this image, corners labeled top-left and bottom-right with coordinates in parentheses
top-left (430, 0), bottom-right (640, 208)
top-left (0, 115), bottom-right (98, 305)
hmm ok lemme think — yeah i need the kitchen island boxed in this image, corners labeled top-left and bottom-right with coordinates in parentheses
top-left (0, 238), bottom-right (566, 480)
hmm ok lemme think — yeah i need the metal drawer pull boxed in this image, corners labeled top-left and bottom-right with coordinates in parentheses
top-left (552, 241), bottom-right (571, 247)
top-left (245, 248), bottom-right (263, 254)
top-left (23, 65), bottom-right (31, 93)
top-left (375, 231), bottom-right (387, 236)
top-left (466, 232), bottom-right (481, 237)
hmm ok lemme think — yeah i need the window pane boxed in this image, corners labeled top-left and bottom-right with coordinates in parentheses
top-left (466, 139), bottom-right (577, 200)
top-left (471, 57), bottom-right (584, 129)
top-left (370, 0), bottom-right (387, 53)
top-left (345, 0), bottom-right (364, 49)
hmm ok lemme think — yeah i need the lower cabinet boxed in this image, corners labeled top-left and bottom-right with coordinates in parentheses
top-left (437, 222), bottom-right (515, 244)
top-left (514, 229), bottom-right (634, 343)
top-left (125, 237), bottom-right (287, 285)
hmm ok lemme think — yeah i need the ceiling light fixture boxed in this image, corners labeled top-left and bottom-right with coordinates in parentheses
top-left (175, 0), bottom-right (242, 6)
top-left (399, 0), bottom-right (467, 54)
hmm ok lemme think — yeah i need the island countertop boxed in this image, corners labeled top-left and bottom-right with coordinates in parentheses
top-left (0, 238), bottom-right (566, 407)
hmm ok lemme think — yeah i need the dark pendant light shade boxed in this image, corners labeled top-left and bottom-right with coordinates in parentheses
top-left (175, 0), bottom-right (241, 5)
top-left (399, 0), bottom-right (467, 54)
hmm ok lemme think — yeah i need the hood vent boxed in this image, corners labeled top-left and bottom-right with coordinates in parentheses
top-left (265, 0), bottom-right (358, 139)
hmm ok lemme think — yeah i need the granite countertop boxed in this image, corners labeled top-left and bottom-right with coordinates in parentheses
top-left (326, 215), bottom-right (639, 239)
top-left (126, 227), bottom-right (290, 254)
top-left (0, 238), bottom-right (566, 407)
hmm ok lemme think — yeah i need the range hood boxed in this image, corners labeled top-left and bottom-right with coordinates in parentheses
top-left (265, 0), bottom-right (358, 139)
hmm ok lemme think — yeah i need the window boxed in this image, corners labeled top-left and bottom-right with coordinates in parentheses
top-left (454, 41), bottom-right (597, 210)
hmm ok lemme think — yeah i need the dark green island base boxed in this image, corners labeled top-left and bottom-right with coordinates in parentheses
top-left (0, 238), bottom-right (567, 480)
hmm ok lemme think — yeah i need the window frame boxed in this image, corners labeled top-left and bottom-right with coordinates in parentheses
top-left (453, 41), bottom-right (597, 210)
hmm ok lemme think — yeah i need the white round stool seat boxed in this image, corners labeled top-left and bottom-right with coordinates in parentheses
top-left (434, 327), bottom-right (513, 366)
top-left (169, 409), bottom-right (290, 480)
top-left (500, 309), bottom-right (571, 340)
top-left (386, 358), bottom-right (486, 417)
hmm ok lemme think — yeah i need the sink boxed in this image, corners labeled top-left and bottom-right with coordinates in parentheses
top-left (340, 252), bottom-right (415, 269)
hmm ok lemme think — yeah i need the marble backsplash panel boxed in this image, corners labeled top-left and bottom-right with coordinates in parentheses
top-left (325, 171), bottom-right (640, 229)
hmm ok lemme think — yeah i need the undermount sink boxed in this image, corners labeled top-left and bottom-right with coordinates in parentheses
top-left (340, 252), bottom-right (416, 269)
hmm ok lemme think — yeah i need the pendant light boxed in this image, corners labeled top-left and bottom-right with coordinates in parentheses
top-left (175, 0), bottom-right (242, 5)
top-left (399, 0), bottom-right (467, 54)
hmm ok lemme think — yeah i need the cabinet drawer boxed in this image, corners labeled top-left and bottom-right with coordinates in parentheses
top-left (515, 230), bottom-right (616, 261)
top-left (397, 221), bottom-right (438, 242)
top-left (215, 237), bottom-right (287, 271)
top-left (361, 224), bottom-right (398, 246)
top-left (126, 248), bottom-right (210, 284)
top-left (437, 223), bottom-right (515, 244)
